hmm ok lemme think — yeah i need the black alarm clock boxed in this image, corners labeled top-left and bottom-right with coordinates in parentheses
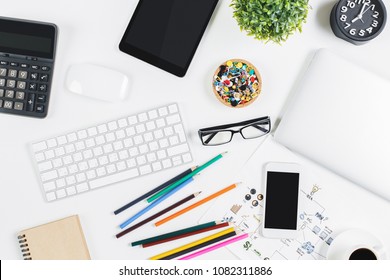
top-left (330, 0), bottom-right (387, 45)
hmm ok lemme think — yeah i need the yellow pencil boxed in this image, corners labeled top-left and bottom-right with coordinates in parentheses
top-left (155, 182), bottom-right (240, 227)
top-left (149, 227), bottom-right (235, 260)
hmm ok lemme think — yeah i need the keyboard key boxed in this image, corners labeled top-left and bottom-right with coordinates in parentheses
top-left (172, 156), bottom-right (182, 166)
top-left (8, 69), bottom-right (17, 78)
top-left (76, 183), bottom-right (89, 193)
top-left (152, 162), bottom-right (162, 171)
top-left (0, 68), bottom-right (6, 76)
top-left (41, 66), bottom-right (50, 71)
top-left (57, 135), bottom-right (67, 145)
top-left (77, 130), bottom-right (88, 139)
top-left (166, 114), bottom-right (181, 125)
top-left (158, 106), bottom-right (168, 116)
top-left (148, 110), bottom-right (158, 119)
top-left (116, 161), bottom-right (127, 171)
top-left (32, 141), bottom-right (47, 152)
top-left (0, 89), bottom-right (3, 97)
top-left (87, 127), bottom-right (98, 136)
top-left (37, 94), bottom-right (46, 103)
top-left (89, 168), bottom-right (139, 189)
top-left (0, 78), bottom-right (5, 86)
top-left (43, 182), bottom-right (56, 192)
top-left (168, 104), bottom-right (178, 113)
top-left (14, 102), bottom-right (23, 111)
top-left (167, 143), bottom-right (190, 157)
top-left (108, 121), bottom-right (118, 131)
top-left (41, 170), bottom-right (58, 182)
top-left (35, 152), bottom-right (45, 162)
top-left (47, 138), bottom-right (57, 148)
top-left (140, 164), bottom-right (152, 175)
top-left (27, 94), bottom-right (35, 111)
top-left (118, 118), bottom-right (128, 128)
top-left (66, 186), bottom-right (77, 196)
top-left (46, 192), bottom-right (56, 201)
top-left (18, 71), bottom-right (28, 79)
top-left (5, 90), bottom-right (15, 98)
top-left (44, 150), bottom-right (54, 160)
top-left (16, 91), bottom-right (25, 100)
top-left (138, 112), bottom-right (148, 122)
top-left (38, 161), bottom-right (53, 172)
top-left (6, 80), bottom-right (15, 88)
top-left (17, 81), bottom-right (26, 90)
top-left (162, 159), bottom-right (172, 168)
top-left (0, 100), bottom-right (2, 108)
top-left (56, 178), bottom-right (66, 188)
top-left (56, 189), bottom-right (66, 198)
top-left (169, 135), bottom-right (179, 146)
top-left (36, 104), bottom-right (45, 113)
top-left (182, 153), bottom-right (192, 163)
top-left (86, 170), bottom-right (97, 180)
top-left (40, 74), bottom-right (49, 82)
top-left (66, 175), bottom-right (76, 185)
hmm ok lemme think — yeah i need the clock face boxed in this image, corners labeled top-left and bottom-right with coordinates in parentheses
top-left (335, 0), bottom-right (387, 42)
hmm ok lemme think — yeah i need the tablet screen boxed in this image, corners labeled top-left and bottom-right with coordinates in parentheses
top-left (119, 0), bottom-right (218, 77)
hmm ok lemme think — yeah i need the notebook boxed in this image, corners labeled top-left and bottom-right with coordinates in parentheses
top-left (17, 215), bottom-right (91, 260)
top-left (274, 49), bottom-right (390, 201)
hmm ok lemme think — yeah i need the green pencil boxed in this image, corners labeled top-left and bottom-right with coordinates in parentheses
top-left (131, 221), bottom-right (220, 247)
top-left (147, 152), bottom-right (227, 203)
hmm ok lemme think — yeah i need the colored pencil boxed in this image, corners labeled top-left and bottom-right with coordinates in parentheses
top-left (142, 222), bottom-right (230, 248)
top-left (131, 220), bottom-right (219, 246)
top-left (147, 152), bottom-right (227, 203)
top-left (160, 231), bottom-right (237, 260)
top-left (119, 177), bottom-right (194, 229)
top-left (149, 227), bottom-right (236, 260)
top-left (179, 233), bottom-right (249, 260)
top-left (116, 192), bottom-right (200, 239)
top-left (114, 167), bottom-right (196, 215)
top-left (155, 182), bottom-right (240, 227)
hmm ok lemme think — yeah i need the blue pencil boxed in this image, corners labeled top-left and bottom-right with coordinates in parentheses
top-left (119, 177), bottom-right (194, 229)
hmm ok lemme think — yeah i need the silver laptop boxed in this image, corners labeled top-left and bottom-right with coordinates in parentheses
top-left (274, 49), bottom-right (390, 201)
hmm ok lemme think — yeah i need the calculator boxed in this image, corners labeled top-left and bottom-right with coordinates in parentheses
top-left (0, 17), bottom-right (57, 118)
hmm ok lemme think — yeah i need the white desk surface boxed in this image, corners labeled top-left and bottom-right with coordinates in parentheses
top-left (1, 0), bottom-right (390, 260)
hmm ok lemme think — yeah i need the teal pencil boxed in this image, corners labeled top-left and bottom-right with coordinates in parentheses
top-left (147, 152), bottom-right (227, 203)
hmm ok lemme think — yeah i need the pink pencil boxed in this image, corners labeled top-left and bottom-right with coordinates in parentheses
top-left (179, 233), bottom-right (249, 260)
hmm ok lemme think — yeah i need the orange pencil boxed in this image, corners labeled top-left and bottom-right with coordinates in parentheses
top-left (155, 182), bottom-right (240, 227)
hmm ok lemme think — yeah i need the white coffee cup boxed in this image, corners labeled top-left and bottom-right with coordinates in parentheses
top-left (327, 229), bottom-right (387, 260)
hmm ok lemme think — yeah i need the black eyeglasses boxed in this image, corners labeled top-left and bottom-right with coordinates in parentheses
top-left (198, 116), bottom-right (271, 146)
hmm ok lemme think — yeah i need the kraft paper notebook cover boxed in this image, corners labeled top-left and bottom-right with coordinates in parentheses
top-left (17, 215), bottom-right (91, 260)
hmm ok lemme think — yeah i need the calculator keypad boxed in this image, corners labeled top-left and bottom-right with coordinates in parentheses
top-left (0, 58), bottom-right (53, 118)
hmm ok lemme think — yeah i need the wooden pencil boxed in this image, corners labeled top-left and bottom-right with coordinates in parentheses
top-left (147, 152), bottom-right (227, 203)
top-left (149, 227), bottom-right (236, 260)
top-left (131, 220), bottom-right (218, 246)
top-left (116, 192), bottom-right (200, 239)
top-left (114, 166), bottom-right (196, 215)
top-left (142, 222), bottom-right (230, 248)
top-left (155, 182), bottom-right (240, 227)
top-left (160, 231), bottom-right (237, 260)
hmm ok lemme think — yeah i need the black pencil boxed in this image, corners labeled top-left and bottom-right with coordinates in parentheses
top-left (116, 192), bottom-right (201, 239)
top-left (114, 166), bottom-right (196, 215)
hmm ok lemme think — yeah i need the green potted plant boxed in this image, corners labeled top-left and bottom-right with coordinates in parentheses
top-left (231, 0), bottom-right (310, 44)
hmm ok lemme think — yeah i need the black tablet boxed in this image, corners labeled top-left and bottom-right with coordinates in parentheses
top-left (119, 0), bottom-right (219, 77)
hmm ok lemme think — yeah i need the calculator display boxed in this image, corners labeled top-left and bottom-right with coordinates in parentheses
top-left (0, 18), bottom-right (56, 59)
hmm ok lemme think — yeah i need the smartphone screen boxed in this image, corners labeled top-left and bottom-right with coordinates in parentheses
top-left (264, 171), bottom-right (300, 230)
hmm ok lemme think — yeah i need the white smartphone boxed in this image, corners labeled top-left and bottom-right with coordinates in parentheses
top-left (262, 162), bottom-right (302, 239)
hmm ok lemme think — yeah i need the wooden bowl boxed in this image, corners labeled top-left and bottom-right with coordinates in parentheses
top-left (212, 59), bottom-right (262, 108)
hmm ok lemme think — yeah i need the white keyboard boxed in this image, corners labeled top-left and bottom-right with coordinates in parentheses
top-left (30, 103), bottom-right (192, 202)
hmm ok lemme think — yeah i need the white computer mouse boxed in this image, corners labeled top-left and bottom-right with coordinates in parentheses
top-left (65, 64), bottom-right (130, 102)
